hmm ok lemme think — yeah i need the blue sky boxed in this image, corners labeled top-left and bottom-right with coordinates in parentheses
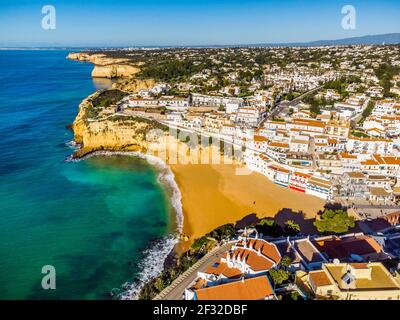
top-left (0, 0), bottom-right (399, 47)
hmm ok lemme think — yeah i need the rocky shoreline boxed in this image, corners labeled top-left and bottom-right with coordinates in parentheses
top-left (67, 54), bottom-right (188, 298)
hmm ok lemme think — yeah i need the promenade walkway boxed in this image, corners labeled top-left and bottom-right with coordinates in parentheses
top-left (153, 242), bottom-right (233, 300)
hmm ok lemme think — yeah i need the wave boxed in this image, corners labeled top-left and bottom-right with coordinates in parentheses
top-left (65, 149), bottom-right (184, 299)
top-left (65, 140), bottom-right (80, 150)
top-left (117, 234), bottom-right (178, 300)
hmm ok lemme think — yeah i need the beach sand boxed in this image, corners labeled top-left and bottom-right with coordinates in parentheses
top-left (150, 138), bottom-right (325, 249)
top-left (169, 161), bottom-right (325, 247)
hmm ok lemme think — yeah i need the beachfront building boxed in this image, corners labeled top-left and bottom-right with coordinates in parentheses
top-left (184, 237), bottom-right (281, 300)
top-left (288, 172), bottom-right (311, 193)
top-left (369, 187), bottom-right (393, 204)
top-left (126, 95), bottom-right (190, 113)
top-left (245, 152), bottom-right (271, 176)
top-left (306, 176), bottom-right (333, 200)
top-left (336, 172), bottom-right (369, 199)
top-left (127, 97), bottom-right (159, 107)
top-left (188, 275), bottom-right (276, 300)
top-left (193, 237), bottom-right (281, 288)
top-left (267, 165), bottom-right (291, 187)
top-left (297, 262), bottom-right (400, 300)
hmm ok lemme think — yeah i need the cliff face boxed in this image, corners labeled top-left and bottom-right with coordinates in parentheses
top-left (67, 52), bottom-right (141, 79)
top-left (68, 53), bottom-right (166, 157)
top-left (91, 64), bottom-right (140, 78)
top-left (72, 92), bottom-right (167, 158)
top-left (73, 118), bottom-right (150, 157)
top-left (67, 52), bottom-right (156, 93)
top-left (112, 78), bottom-right (156, 92)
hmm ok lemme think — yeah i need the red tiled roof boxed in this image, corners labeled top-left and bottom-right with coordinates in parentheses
top-left (254, 135), bottom-right (268, 142)
top-left (231, 248), bottom-right (274, 272)
top-left (195, 276), bottom-right (274, 300)
top-left (206, 261), bottom-right (243, 279)
top-left (309, 270), bottom-right (332, 287)
top-left (313, 235), bottom-right (382, 260)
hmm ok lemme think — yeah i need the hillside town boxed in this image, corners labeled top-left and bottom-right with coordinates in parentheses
top-left (108, 46), bottom-right (400, 208)
top-left (184, 228), bottom-right (400, 301)
top-left (79, 45), bottom-right (400, 300)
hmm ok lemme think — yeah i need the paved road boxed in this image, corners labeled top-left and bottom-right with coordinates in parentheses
top-left (269, 85), bottom-right (325, 118)
top-left (154, 243), bottom-right (233, 300)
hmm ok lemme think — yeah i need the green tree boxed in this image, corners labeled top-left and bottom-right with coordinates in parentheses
top-left (309, 101), bottom-right (321, 117)
top-left (284, 220), bottom-right (301, 236)
top-left (362, 100), bottom-right (376, 120)
top-left (207, 224), bottom-right (236, 241)
top-left (269, 269), bottom-right (290, 286)
top-left (288, 291), bottom-right (302, 300)
top-left (281, 255), bottom-right (292, 269)
top-left (255, 219), bottom-right (284, 237)
top-left (314, 209), bottom-right (355, 234)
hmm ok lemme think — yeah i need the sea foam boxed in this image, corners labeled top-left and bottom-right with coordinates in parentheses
top-left (118, 233), bottom-right (178, 300)
top-left (66, 149), bottom-right (184, 299)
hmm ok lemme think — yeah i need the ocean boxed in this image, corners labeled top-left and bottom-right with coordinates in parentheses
top-left (0, 50), bottom-right (176, 299)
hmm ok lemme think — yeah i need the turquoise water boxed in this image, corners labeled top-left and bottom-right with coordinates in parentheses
top-left (0, 50), bottom-right (174, 299)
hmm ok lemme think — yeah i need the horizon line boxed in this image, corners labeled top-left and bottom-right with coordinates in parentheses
top-left (1, 32), bottom-right (400, 49)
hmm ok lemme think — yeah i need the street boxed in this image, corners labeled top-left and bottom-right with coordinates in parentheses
top-left (154, 243), bottom-right (233, 300)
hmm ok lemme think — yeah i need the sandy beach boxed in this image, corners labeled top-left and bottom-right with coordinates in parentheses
top-left (169, 158), bottom-right (325, 247)
top-left (148, 139), bottom-right (326, 247)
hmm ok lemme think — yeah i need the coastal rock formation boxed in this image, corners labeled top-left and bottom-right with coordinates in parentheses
top-left (112, 77), bottom-right (156, 93)
top-left (91, 64), bottom-right (140, 78)
top-left (72, 91), bottom-right (166, 158)
top-left (67, 52), bottom-right (141, 79)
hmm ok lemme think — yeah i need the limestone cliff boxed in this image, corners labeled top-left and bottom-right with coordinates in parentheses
top-left (112, 77), bottom-right (156, 92)
top-left (72, 91), bottom-right (168, 158)
top-left (67, 52), bottom-right (141, 79)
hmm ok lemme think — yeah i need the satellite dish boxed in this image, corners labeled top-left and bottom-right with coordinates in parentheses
top-left (333, 258), bottom-right (340, 265)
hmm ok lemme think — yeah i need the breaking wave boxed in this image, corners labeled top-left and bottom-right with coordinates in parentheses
top-left (66, 149), bottom-right (184, 299)
top-left (65, 140), bottom-right (80, 150)
top-left (117, 234), bottom-right (178, 300)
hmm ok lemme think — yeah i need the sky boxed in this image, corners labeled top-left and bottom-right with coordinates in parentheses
top-left (0, 0), bottom-right (399, 47)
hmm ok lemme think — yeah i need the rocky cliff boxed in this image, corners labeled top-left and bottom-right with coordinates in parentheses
top-left (67, 52), bottom-right (141, 79)
top-left (112, 77), bottom-right (156, 92)
top-left (72, 91), bottom-right (168, 158)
